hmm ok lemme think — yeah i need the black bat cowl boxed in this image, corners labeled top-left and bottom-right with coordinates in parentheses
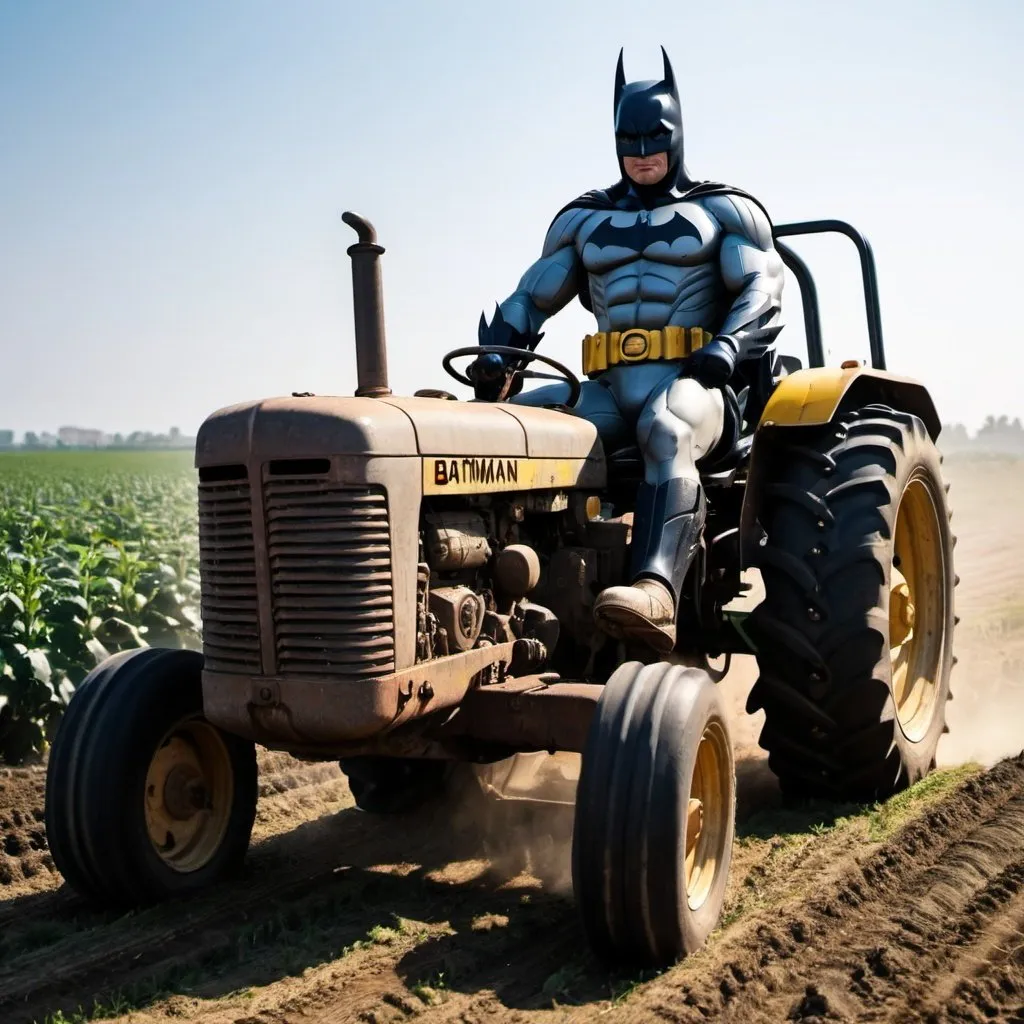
top-left (611, 46), bottom-right (693, 205)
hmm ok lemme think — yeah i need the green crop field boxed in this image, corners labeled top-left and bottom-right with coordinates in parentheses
top-left (0, 450), bottom-right (200, 763)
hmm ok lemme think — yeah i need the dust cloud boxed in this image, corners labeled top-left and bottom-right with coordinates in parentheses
top-left (720, 457), bottom-right (1024, 774)
top-left (936, 455), bottom-right (1024, 768)
top-left (442, 755), bottom-right (578, 895)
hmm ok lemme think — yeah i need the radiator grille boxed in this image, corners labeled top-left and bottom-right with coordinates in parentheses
top-left (198, 472), bottom-right (261, 673)
top-left (264, 479), bottom-right (395, 678)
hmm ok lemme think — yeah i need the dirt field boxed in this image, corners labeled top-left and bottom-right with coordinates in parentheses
top-left (2, 453), bottom-right (1023, 1024)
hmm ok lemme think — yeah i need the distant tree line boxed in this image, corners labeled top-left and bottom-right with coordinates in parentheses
top-left (0, 427), bottom-right (195, 451)
top-left (940, 416), bottom-right (1024, 455)
top-left (1, 419), bottom-right (1021, 455)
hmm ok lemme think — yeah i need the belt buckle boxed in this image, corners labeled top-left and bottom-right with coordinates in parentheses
top-left (618, 329), bottom-right (650, 363)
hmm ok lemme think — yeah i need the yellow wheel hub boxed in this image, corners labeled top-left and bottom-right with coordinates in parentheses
top-left (890, 567), bottom-right (915, 648)
top-left (890, 475), bottom-right (945, 743)
top-left (685, 720), bottom-right (729, 911)
top-left (144, 717), bottom-right (234, 873)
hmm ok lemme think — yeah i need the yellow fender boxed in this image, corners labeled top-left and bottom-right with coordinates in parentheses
top-left (757, 365), bottom-right (941, 438)
top-left (740, 365), bottom-right (942, 566)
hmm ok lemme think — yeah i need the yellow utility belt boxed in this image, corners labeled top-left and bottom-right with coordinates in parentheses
top-left (581, 326), bottom-right (712, 378)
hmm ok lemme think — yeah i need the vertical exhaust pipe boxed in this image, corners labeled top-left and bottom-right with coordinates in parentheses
top-left (341, 211), bottom-right (391, 398)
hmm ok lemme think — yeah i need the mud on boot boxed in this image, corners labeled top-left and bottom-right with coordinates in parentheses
top-left (593, 578), bottom-right (677, 653)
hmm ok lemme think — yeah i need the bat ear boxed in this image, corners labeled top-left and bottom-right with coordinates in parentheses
top-left (614, 48), bottom-right (625, 117)
top-left (660, 45), bottom-right (677, 100)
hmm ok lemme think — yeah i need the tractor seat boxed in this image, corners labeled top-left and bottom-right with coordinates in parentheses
top-left (605, 444), bottom-right (643, 483)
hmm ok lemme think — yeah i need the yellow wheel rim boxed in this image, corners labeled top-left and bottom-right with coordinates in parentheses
top-left (685, 720), bottom-right (730, 911)
top-left (144, 716), bottom-right (234, 873)
top-left (890, 473), bottom-right (945, 743)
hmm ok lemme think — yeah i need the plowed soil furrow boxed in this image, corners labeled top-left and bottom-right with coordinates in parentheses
top-left (2, 756), bottom-right (1023, 1024)
top-left (916, 871), bottom-right (1024, 1021)
top-left (0, 755), bottom-right (350, 1016)
top-left (0, 801), bottom-right (368, 1016)
top-left (602, 753), bottom-right (1024, 1024)
top-left (0, 761), bottom-right (596, 1024)
top-left (0, 765), bottom-right (57, 899)
top-left (0, 760), bottom-right (984, 1024)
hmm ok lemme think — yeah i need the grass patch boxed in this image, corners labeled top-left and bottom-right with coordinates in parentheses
top-left (866, 762), bottom-right (981, 840)
top-left (737, 799), bottom-right (862, 845)
top-left (740, 763), bottom-right (982, 849)
top-left (34, 993), bottom-right (134, 1024)
top-left (541, 962), bottom-right (587, 1004)
top-left (411, 970), bottom-right (449, 1006)
top-left (610, 968), bottom-right (663, 1005)
top-left (720, 764), bottom-right (982, 934)
top-left (367, 924), bottom-right (401, 945)
top-left (536, 958), bottom-right (661, 1010)
top-left (470, 912), bottom-right (509, 932)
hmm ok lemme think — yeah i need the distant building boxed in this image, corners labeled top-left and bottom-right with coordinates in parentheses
top-left (11, 424), bottom-right (200, 451)
top-left (58, 426), bottom-right (106, 448)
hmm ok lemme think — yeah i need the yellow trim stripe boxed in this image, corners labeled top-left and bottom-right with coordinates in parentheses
top-left (422, 456), bottom-right (590, 495)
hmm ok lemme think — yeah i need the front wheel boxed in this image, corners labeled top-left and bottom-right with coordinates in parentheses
top-left (44, 648), bottom-right (258, 906)
top-left (572, 661), bottom-right (735, 967)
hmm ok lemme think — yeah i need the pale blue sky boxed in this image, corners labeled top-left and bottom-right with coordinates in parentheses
top-left (2, 0), bottom-right (1022, 436)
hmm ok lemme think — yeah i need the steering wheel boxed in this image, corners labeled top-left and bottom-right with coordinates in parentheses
top-left (442, 345), bottom-right (583, 409)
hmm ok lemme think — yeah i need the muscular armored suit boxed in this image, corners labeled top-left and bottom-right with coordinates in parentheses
top-left (470, 48), bottom-right (785, 652)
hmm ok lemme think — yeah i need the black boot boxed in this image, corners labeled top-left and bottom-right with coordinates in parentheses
top-left (593, 478), bottom-right (706, 653)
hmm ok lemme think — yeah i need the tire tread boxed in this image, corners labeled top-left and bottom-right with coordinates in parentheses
top-left (749, 405), bottom-right (955, 801)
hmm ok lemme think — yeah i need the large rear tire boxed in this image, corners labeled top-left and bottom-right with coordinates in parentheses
top-left (45, 648), bottom-right (258, 906)
top-left (572, 661), bottom-right (735, 967)
top-left (747, 405), bottom-right (956, 801)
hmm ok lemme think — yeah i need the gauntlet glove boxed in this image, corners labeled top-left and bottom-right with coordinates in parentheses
top-left (686, 337), bottom-right (736, 389)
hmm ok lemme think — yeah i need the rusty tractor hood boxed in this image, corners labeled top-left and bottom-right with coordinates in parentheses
top-left (195, 395), bottom-right (605, 467)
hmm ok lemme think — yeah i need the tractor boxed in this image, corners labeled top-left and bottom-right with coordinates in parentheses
top-left (45, 211), bottom-right (955, 967)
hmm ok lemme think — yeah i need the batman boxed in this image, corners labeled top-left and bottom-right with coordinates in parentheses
top-left (469, 47), bottom-right (786, 653)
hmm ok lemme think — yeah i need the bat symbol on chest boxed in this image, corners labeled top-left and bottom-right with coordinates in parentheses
top-left (585, 211), bottom-right (702, 252)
